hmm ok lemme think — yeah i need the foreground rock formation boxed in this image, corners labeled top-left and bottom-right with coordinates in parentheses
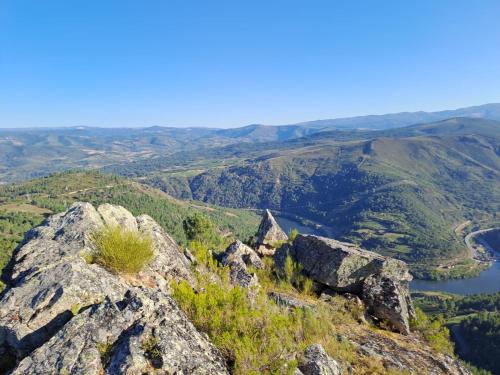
top-left (0, 202), bottom-right (228, 374)
top-left (276, 234), bottom-right (415, 334)
top-left (0, 203), bottom-right (472, 375)
top-left (255, 209), bottom-right (288, 256)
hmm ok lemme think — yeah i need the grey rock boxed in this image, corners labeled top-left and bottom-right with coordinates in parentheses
top-left (276, 235), bottom-right (415, 334)
top-left (184, 247), bottom-right (196, 264)
top-left (229, 263), bottom-right (260, 289)
top-left (0, 202), bottom-right (228, 374)
top-left (347, 329), bottom-right (472, 375)
top-left (221, 240), bottom-right (262, 288)
top-left (255, 209), bottom-right (288, 256)
top-left (362, 274), bottom-right (415, 335)
top-left (98, 203), bottom-right (138, 232)
top-left (13, 291), bottom-right (228, 375)
top-left (269, 291), bottom-right (313, 309)
top-left (298, 344), bottom-right (342, 375)
top-left (221, 240), bottom-right (263, 269)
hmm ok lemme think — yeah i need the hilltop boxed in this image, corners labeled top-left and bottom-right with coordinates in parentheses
top-left (1, 104), bottom-right (500, 184)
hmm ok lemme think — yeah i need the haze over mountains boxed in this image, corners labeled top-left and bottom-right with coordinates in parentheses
top-left (1, 103), bottom-right (500, 184)
top-left (1, 103), bottom-right (499, 278)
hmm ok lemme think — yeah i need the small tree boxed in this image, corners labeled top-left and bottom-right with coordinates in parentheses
top-left (182, 213), bottom-right (223, 249)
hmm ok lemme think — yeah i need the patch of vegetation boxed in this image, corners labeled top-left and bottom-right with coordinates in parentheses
top-left (172, 268), bottom-right (380, 374)
top-left (288, 228), bottom-right (299, 242)
top-left (279, 255), bottom-right (314, 295)
top-left (172, 217), bottom-right (412, 374)
top-left (91, 226), bottom-right (154, 274)
top-left (414, 291), bottom-right (500, 374)
top-left (97, 340), bottom-right (116, 367)
top-left (0, 210), bottom-right (44, 289)
top-left (458, 312), bottom-right (500, 374)
top-left (410, 307), bottom-right (454, 355)
top-left (183, 212), bottom-right (225, 249)
top-left (413, 291), bottom-right (500, 319)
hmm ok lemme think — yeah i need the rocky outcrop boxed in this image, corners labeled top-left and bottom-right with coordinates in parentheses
top-left (255, 209), bottom-right (288, 256)
top-left (298, 344), bottom-right (342, 375)
top-left (221, 240), bottom-right (261, 288)
top-left (275, 235), bottom-right (415, 334)
top-left (0, 202), bottom-right (228, 374)
top-left (12, 291), bottom-right (228, 375)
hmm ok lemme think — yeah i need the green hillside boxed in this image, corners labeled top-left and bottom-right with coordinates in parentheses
top-left (136, 119), bottom-right (500, 279)
top-left (0, 171), bottom-right (260, 283)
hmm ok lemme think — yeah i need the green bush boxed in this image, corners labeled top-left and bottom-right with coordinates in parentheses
top-left (281, 255), bottom-right (314, 294)
top-left (91, 226), bottom-right (154, 274)
top-left (289, 228), bottom-right (299, 242)
top-left (410, 307), bottom-right (454, 355)
top-left (172, 241), bottom-right (409, 375)
top-left (183, 213), bottom-right (225, 249)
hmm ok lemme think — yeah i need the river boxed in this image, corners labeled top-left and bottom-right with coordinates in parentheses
top-left (275, 214), bottom-right (500, 295)
top-left (411, 261), bottom-right (500, 295)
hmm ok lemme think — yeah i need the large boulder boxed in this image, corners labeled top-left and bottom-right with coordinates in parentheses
top-left (221, 240), bottom-right (262, 288)
top-left (276, 235), bottom-right (415, 334)
top-left (255, 209), bottom-right (288, 256)
top-left (298, 344), bottom-right (342, 375)
top-left (0, 202), bottom-right (228, 374)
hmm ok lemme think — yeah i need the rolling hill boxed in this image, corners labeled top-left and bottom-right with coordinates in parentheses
top-left (0, 171), bottom-right (260, 282)
top-left (130, 118), bottom-right (500, 279)
top-left (2, 104), bottom-right (500, 184)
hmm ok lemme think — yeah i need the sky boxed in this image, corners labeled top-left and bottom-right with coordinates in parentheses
top-left (1, 1), bottom-right (499, 128)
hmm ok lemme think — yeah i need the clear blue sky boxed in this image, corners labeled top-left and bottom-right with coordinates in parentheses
top-left (1, 1), bottom-right (499, 128)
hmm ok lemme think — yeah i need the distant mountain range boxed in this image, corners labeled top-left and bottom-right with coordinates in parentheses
top-left (1, 103), bottom-right (500, 183)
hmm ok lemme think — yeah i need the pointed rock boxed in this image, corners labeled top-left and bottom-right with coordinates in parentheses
top-left (255, 209), bottom-right (288, 256)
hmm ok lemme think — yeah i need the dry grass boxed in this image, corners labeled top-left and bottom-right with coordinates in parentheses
top-left (91, 226), bottom-right (154, 274)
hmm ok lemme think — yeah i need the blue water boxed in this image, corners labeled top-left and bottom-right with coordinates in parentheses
top-left (411, 261), bottom-right (500, 295)
top-left (274, 215), bottom-right (324, 236)
top-left (276, 214), bottom-right (500, 295)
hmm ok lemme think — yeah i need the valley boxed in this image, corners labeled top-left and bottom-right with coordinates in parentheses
top-left (1, 113), bottom-right (499, 281)
top-left (120, 117), bottom-right (500, 280)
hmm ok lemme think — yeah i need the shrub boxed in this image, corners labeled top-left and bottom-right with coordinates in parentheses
top-left (171, 241), bottom-right (404, 375)
top-left (183, 213), bottom-right (224, 249)
top-left (410, 307), bottom-right (454, 355)
top-left (173, 277), bottom-right (302, 374)
top-left (289, 228), bottom-right (299, 242)
top-left (281, 255), bottom-right (314, 294)
top-left (91, 226), bottom-right (153, 274)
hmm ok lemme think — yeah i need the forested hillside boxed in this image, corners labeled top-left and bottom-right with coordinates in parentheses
top-left (0, 171), bottom-right (260, 287)
top-left (134, 118), bottom-right (500, 279)
top-left (415, 292), bottom-right (500, 374)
